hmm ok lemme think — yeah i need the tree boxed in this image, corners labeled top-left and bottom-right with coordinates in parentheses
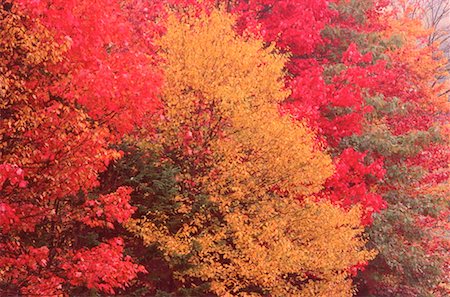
top-left (393, 0), bottom-right (450, 95)
top-left (125, 9), bottom-right (374, 296)
top-left (0, 1), bottom-right (157, 294)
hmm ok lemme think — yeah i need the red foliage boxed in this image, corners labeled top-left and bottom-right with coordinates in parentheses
top-left (0, 164), bottom-right (27, 189)
top-left (61, 238), bottom-right (147, 294)
top-left (1, 1), bottom-right (155, 294)
top-left (234, 0), bottom-right (335, 55)
top-left (18, 0), bottom-right (162, 136)
top-left (323, 148), bottom-right (386, 225)
top-left (407, 144), bottom-right (450, 185)
top-left (76, 187), bottom-right (135, 229)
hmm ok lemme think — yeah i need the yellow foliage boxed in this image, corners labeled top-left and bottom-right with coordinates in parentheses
top-left (382, 15), bottom-right (450, 113)
top-left (128, 9), bottom-right (375, 296)
top-left (129, 198), bottom-right (374, 296)
top-left (159, 9), bottom-right (332, 196)
top-left (0, 6), bottom-right (66, 106)
top-left (0, 5), bottom-right (66, 152)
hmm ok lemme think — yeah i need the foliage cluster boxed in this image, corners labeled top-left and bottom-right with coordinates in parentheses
top-left (0, 0), bottom-right (448, 296)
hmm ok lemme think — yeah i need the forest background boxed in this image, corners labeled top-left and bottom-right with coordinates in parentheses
top-left (0, 0), bottom-right (449, 296)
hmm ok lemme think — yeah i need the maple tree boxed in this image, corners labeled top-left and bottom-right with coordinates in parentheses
top-left (0, 1), bottom-right (156, 294)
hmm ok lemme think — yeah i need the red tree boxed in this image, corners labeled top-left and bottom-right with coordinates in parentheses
top-left (0, 1), bottom-right (161, 294)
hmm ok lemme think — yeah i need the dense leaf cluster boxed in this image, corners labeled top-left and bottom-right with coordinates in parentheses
top-left (0, 0), bottom-right (448, 296)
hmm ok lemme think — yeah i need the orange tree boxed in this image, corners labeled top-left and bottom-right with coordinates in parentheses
top-left (104, 9), bottom-right (375, 296)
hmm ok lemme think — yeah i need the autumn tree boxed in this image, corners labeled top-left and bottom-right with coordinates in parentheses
top-left (121, 9), bottom-right (375, 296)
top-left (0, 1), bottom-right (159, 294)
